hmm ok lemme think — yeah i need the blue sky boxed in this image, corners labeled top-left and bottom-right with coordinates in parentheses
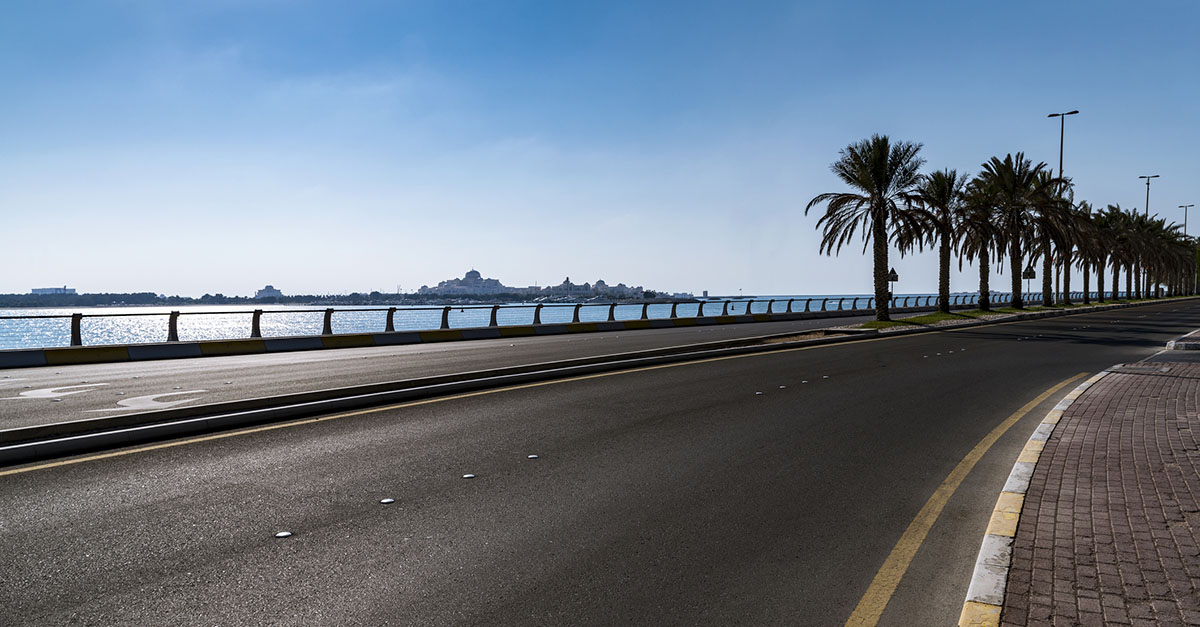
top-left (2, 0), bottom-right (1197, 297)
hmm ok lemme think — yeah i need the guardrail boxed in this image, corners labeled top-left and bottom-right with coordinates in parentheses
top-left (0, 291), bottom-right (1134, 348)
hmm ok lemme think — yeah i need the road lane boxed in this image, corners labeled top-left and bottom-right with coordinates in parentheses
top-left (0, 315), bottom-right (877, 430)
top-left (2, 300), bottom-right (1197, 626)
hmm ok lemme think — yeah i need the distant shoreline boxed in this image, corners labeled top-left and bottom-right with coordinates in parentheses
top-left (0, 292), bottom-right (980, 309)
top-left (0, 292), bottom-right (703, 309)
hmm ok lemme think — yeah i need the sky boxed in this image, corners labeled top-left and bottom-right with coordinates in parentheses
top-left (2, 0), bottom-right (1198, 297)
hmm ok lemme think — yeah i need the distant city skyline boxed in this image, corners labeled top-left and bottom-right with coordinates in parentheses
top-left (2, 1), bottom-right (1196, 297)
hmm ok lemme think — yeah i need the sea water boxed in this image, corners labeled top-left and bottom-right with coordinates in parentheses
top-left (0, 293), bottom-right (981, 350)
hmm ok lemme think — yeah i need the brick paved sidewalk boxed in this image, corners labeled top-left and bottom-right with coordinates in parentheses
top-left (1001, 363), bottom-right (1200, 626)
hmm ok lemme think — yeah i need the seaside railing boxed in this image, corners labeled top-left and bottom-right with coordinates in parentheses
top-left (0, 291), bottom-right (1131, 349)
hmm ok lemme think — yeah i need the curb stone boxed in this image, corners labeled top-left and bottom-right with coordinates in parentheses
top-left (1165, 327), bottom-right (1200, 350)
top-left (957, 371), bottom-right (1111, 626)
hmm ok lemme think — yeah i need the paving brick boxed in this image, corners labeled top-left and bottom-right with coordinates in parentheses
top-left (1000, 364), bottom-right (1200, 625)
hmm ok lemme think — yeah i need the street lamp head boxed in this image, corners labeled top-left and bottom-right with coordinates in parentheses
top-left (1139, 174), bottom-right (1160, 180)
top-left (1066, 110), bottom-right (1079, 115)
top-left (1048, 110), bottom-right (1080, 117)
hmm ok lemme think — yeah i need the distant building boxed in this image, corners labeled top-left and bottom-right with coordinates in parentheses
top-left (419, 269), bottom-right (524, 296)
top-left (417, 269), bottom-right (686, 299)
top-left (31, 286), bottom-right (76, 295)
top-left (546, 277), bottom-right (594, 297)
top-left (254, 285), bottom-right (284, 299)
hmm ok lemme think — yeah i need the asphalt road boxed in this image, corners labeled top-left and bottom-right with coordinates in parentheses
top-left (2, 300), bottom-right (1197, 626)
top-left (0, 314), bottom-right (877, 431)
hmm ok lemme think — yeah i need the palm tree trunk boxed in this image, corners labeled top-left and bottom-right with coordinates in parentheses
top-left (938, 228), bottom-right (951, 313)
top-left (1127, 263), bottom-right (1134, 299)
top-left (872, 213), bottom-right (890, 322)
top-left (1063, 248), bottom-right (1073, 306)
top-left (1082, 254), bottom-right (1090, 304)
top-left (1096, 255), bottom-right (1105, 304)
top-left (1041, 237), bottom-right (1053, 307)
top-left (978, 248), bottom-right (991, 312)
top-left (1010, 238), bottom-right (1024, 309)
top-left (1113, 262), bottom-right (1120, 301)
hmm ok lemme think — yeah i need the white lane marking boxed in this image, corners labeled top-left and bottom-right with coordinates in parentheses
top-left (0, 378), bottom-right (29, 387)
top-left (88, 390), bottom-right (207, 412)
top-left (0, 384), bottom-right (109, 399)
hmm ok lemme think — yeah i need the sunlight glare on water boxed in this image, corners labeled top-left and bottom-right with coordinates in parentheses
top-left (0, 293), bottom-right (978, 350)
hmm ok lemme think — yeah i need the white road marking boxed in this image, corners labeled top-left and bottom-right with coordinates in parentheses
top-left (0, 384), bottom-right (108, 399)
top-left (87, 390), bottom-right (207, 412)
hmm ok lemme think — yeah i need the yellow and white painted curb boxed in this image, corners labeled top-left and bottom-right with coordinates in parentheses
top-left (958, 370), bottom-right (1109, 627)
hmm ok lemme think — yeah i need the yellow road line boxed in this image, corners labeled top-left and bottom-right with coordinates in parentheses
top-left (844, 371), bottom-right (1087, 627)
top-left (3, 333), bottom-right (901, 477)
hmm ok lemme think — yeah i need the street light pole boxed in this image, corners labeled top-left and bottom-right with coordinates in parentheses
top-left (1139, 174), bottom-right (1160, 217)
top-left (1047, 110), bottom-right (1079, 183)
top-left (1137, 175), bottom-right (1160, 298)
top-left (1183, 204), bottom-right (1197, 296)
top-left (1048, 110), bottom-right (1078, 305)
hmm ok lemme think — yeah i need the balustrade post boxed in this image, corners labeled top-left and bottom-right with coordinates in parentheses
top-left (251, 310), bottom-right (263, 338)
top-left (168, 311), bottom-right (180, 342)
top-left (721, 301), bottom-right (729, 316)
top-left (819, 298), bottom-right (828, 311)
top-left (804, 298), bottom-right (812, 312)
top-left (670, 302), bottom-right (678, 319)
top-left (697, 302), bottom-right (705, 318)
top-left (489, 305), bottom-right (500, 327)
top-left (851, 297), bottom-right (859, 310)
top-left (837, 297), bottom-right (845, 311)
top-left (767, 299), bottom-right (775, 314)
top-left (572, 304), bottom-right (582, 323)
top-left (385, 307), bottom-right (397, 332)
top-left (323, 308), bottom-right (335, 335)
top-left (608, 303), bottom-right (616, 322)
top-left (70, 313), bottom-right (83, 346)
top-left (534, 303), bottom-right (544, 325)
top-left (640, 303), bottom-right (649, 320)
top-left (787, 298), bottom-right (794, 313)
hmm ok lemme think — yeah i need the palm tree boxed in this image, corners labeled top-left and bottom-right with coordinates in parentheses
top-left (806, 135), bottom-right (925, 321)
top-left (1140, 217), bottom-right (1186, 297)
top-left (916, 169), bottom-right (969, 313)
top-left (1027, 171), bottom-right (1073, 306)
top-left (1054, 196), bottom-right (1094, 306)
top-left (1089, 204), bottom-right (1124, 302)
top-left (975, 153), bottom-right (1057, 309)
top-left (959, 177), bottom-right (1002, 311)
top-left (1128, 212), bottom-right (1162, 298)
top-left (1100, 205), bottom-right (1132, 300)
top-left (1075, 201), bottom-right (1094, 304)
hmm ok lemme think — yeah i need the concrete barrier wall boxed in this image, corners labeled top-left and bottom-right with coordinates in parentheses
top-left (0, 300), bottom-right (1169, 370)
